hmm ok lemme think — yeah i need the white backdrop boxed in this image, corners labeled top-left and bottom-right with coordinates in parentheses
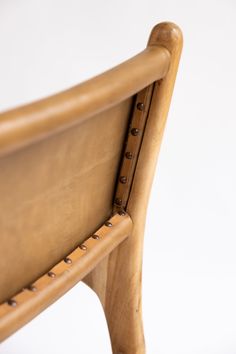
top-left (0, 1), bottom-right (236, 353)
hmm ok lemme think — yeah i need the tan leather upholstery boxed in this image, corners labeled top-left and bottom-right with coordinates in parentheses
top-left (0, 22), bottom-right (182, 349)
top-left (0, 98), bottom-right (132, 303)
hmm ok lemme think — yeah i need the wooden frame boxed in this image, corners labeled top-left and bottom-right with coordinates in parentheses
top-left (0, 22), bottom-right (182, 353)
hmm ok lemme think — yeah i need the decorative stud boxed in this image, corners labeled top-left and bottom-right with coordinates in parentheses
top-left (28, 284), bottom-right (37, 292)
top-left (79, 244), bottom-right (87, 251)
top-left (115, 197), bottom-right (122, 206)
top-left (125, 151), bottom-right (133, 159)
top-left (105, 221), bottom-right (112, 227)
top-left (64, 257), bottom-right (72, 264)
top-left (7, 299), bottom-right (17, 307)
top-left (48, 271), bottom-right (56, 278)
top-left (131, 128), bottom-right (140, 136)
top-left (118, 210), bottom-right (126, 216)
top-left (137, 102), bottom-right (145, 111)
top-left (92, 234), bottom-right (100, 240)
top-left (119, 176), bottom-right (127, 184)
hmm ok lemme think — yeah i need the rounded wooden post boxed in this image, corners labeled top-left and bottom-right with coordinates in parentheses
top-left (84, 22), bottom-right (183, 354)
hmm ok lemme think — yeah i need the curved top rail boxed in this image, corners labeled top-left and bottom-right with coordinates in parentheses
top-left (0, 46), bottom-right (170, 156)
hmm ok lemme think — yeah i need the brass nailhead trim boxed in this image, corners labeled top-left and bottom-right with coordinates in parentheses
top-left (137, 102), bottom-right (145, 111)
top-left (131, 128), bottom-right (140, 136)
top-left (48, 271), bottom-right (56, 278)
top-left (7, 299), bottom-right (17, 307)
top-left (28, 285), bottom-right (37, 292)
top-left (119, 176), bottom-right (127, 184)
top-left (125, 151), bottom-right (133, 159)
top-left (118, 210), bottom-right (126, 216)
top-left (92, 234), bottom-right (100, 240)
top-left (113, 85), bottom-right (154, 213)
top-left (0, 213), bottom-right (127, 317)
top-left (115, 197), bottom-right (122, 206)
top-left (105, 221), bottom-right (112, 227)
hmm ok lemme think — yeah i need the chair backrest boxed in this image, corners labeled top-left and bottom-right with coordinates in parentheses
top-left (0, 22), bottom-right (182, 342)
top-left (0, 44), bottom-right (169, 304)
top-left (0, 98), bottom-right (133, 303)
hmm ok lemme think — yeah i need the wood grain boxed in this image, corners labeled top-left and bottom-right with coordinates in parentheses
top-left (0, 47), bottom-right (170, 157)
top-left (0, 22), bottom-right (182, 351)
top-left (84, 22), bottom-right (183, 354)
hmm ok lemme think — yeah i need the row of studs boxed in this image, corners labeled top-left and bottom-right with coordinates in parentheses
top-left (113, 84), bottom-right (155, 212)
top-left (3, 211), bottom-right (126, 309)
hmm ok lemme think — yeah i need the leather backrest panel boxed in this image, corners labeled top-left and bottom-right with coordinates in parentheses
top-left (0, 98), bottom-right (132, 303)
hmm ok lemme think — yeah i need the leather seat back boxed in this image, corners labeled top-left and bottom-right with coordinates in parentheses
top-left (0, 98), bottom-right (132, 303)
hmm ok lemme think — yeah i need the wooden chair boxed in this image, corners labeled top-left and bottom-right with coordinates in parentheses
top-left (0, 22), bottom-right (182, 353)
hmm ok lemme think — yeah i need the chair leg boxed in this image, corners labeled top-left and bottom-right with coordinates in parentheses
top-left (84, 22), bottom-right (183, 354)
top-left (84, 234), bottom-right (146, 354)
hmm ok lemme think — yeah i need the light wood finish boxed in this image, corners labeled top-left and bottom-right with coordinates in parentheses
top-left (113, 84), bottom-right (154, 212)
top-left (0, 213), bottom-right (132, 342)
top-left (0, 98), bottom-right (132, 304)
top-left (0, 22), bottom-right (182, 353)
top-left (84, 22), bottom-right (183, 354)
top-left (0, 46), bottom-right (170, 157)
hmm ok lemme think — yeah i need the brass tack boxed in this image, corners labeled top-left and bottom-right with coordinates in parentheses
top-left (118, 210), bottom-right (126, 216)
top-left (7, 299), bottom-right (17, 307)
top-left (48, 271), bottom-right (56, 278)
top-left (119, 176), bottom-right (127, 184)
top-left (131, 128), bottom-right (140, 136)
top-left (28, 284), bottom-right (37, 292)
top-left (115, 197), bottom-right (122, 206)
top-left (92, 234), bottom-right (100, 240)
top-left (105, 221), bottom-right (112, 227)
top-left (125, 151), bottom-right (133, 159)
top-left (79, 244), bottom-right (87, 251)
top-left (137, 102), bottom-right (145, 111)
top-left (64, 257), bottom-right (72, 264)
